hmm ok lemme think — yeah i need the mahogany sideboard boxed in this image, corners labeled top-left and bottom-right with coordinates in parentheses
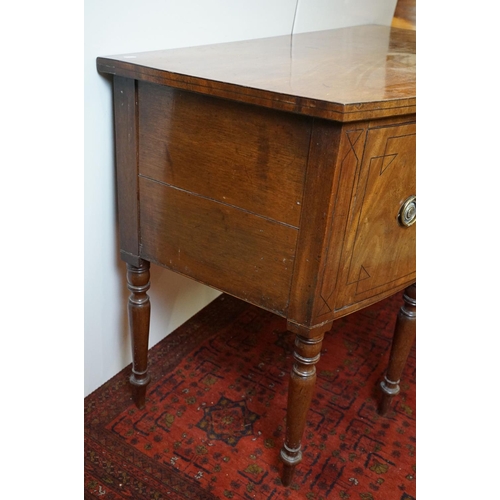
top-left (97, 24), bottom-right (416, 486)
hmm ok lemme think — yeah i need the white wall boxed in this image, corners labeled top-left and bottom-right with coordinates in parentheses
top-left (84, 0), bottom-right (397, 397)
top-left (293, 0), bottom-right (398, 33)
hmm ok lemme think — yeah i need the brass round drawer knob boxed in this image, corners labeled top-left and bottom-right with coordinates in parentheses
top-left (399, 195), bottom-right (416, 227)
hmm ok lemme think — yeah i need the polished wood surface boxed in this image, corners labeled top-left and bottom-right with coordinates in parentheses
top-left (98, 25), bottom-right (415, 122)
top-left (97, 25), bottom-right (416, 487)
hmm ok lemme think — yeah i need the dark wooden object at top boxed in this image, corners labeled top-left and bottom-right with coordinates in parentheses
top-left (392, 0), bottom-right (416, 30)
top-left (97, 25), bottom-right (416, 487)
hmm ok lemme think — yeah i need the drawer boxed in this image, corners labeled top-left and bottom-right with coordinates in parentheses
top-left (334, 121), bottom-right (416, 311)
top-left (305, 120), bottom-right (416, 323)
top-left (138, 82), bottom-right (312, 228)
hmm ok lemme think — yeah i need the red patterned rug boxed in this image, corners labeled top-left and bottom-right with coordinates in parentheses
top-left (85, 293), bottom-right (416, 499)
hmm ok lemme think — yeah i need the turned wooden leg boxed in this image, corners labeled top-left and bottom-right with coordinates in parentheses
top-left (280, 330), bottom-right (324, 486)
top-left (126, 261), bottom-right (151, 409)
top-left (379, 283), bottom-right (416, 416)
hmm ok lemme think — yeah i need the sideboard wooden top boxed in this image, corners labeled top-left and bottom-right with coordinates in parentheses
top-left (97, 25), bottom-right (415, 122)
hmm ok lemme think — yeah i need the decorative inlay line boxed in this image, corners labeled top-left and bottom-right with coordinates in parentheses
top-left (369, 153), bottom-right (397, 175)
top-left (316, 127), bottom-right (367, 317)
top-left (345, 130), bottom-right (364, 162)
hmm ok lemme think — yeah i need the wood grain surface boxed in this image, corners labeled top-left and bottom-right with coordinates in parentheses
top-left (98, 25), bottom-right (415, 122)
top-left (138, 82), bottom-right (311, 227)
top-left (139, 177), bottom-right (298, 315)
